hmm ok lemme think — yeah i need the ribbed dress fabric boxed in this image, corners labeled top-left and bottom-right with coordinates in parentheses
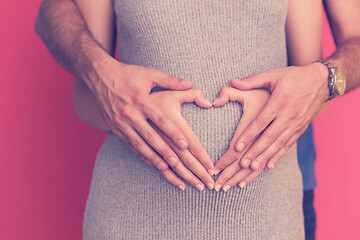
top-left (83, 0), bottom-right (304, 239)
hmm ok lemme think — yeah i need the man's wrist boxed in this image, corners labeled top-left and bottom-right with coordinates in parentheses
top-left (71, 30), bottom-right (120, 93)
top-left (312, 62), bottom-right (331, 102)
top-left (313, 60), bottom-right (347, 101)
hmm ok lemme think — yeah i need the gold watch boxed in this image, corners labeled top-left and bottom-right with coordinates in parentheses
top-left (314, 60), bottom-right (346, 101)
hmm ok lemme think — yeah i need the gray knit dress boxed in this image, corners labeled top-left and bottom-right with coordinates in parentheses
top-left (83, 0), bottom-right (304, 239)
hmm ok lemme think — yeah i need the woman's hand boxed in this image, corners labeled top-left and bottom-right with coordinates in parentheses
top-left (211, 87), bottom-right (270, 192)
top-left (150, 89), bottom-right (215, 191)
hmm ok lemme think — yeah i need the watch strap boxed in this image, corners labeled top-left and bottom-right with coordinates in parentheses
top-left (313, 60), bottom-right (338, 102)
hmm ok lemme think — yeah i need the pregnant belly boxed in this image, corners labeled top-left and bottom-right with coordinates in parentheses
top-left (181, 101), bottom-right (243, 163)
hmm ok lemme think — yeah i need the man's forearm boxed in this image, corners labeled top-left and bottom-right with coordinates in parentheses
top-left (35, 0), bottom-right (109, 84)
top-left (327, 36), bottom-right (360, 93)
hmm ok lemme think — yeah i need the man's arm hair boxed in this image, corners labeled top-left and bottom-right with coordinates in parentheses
top-left (324, 0), bottom-right (360, 93)
top-left (34, 0), bottom-right (109, 81)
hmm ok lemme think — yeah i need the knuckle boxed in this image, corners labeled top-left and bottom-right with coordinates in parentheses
top-left (112, 115), bottom-right (123, 127)
top-left (221, 86), bottom-right (231, 94)
top-left (184, 159), bottom-right (195, 168)
top-left (284, 143), bottom-right (292, 149)
top-left (256, 116), bottom-right (271, 130)
top-left (120, 105), bottom-right (132, 119)
top-left (193, 88), bottom-right (202, 94)
top-left (149, 153), bottom-right (161, 163)
top-left (265, 132), bottom-right (277, 144)
top-left (256, 155), bottom-right (267, 164)
top-left (130, 138), bottom-right (142, 149)
top-left (189, 145), bottom-right (199, 156)
top-left (296, 118), bottom-right (307, 129)
top-left (147, 154), bottom-right (162, 165)
top-left (133, 94), bottom-right (146, 107)
top-left (275, 138), bottom-right (286, 148)
top-left (155, 115), bottom-right (167, 128)
top-left (143, 129), bottom-right (154, 140)
top-left (249, 148), bottom-right (260, 158)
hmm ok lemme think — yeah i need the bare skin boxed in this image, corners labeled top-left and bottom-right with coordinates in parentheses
top-left (214, 0), bottom-right (327, 190)
top-left (225, 0), bottom-right (360, 177)
top-left (35, 0), bottom-right (360, 190)
top-left (149, 89), bottom-right (214, 191)
top-left (35, 0), bottom-right (215, 180)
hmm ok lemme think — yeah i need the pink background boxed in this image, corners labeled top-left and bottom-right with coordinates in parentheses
top-left (1, 1), bottom-right (359, 239)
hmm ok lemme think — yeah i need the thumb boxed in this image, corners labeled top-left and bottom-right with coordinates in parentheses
top-left (178, 88), bottom-right (212, 108)
top-left (152, 71), bottom-right (193, 90)
top-left (213, 87), bottom-right (245, 107)
top-left (230, 72), bottom-right (272, 90)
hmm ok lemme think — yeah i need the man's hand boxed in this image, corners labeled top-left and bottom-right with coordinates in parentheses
top-left (150, 89), bottom-right (215, 190)
top-left (90, 60), bottom-right (212, 173)
top-left (211, 87), bottom-right (270, 192)
top-left (229, 63), bottom-right (329, 171)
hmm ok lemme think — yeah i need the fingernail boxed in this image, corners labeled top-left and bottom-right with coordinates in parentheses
top-left (181, 80), bottom-right (193, 87)
top-left (252, 161), bottom-right (260, 170)
top-left (205, 99), bottom-right (213, 107)
top-left (212, 98), bottom-right (219, 105)
top-left (236, 143), bottom-right (246, 152)
top-left (178, 185), bottom-right (186, 191)
top-left (223, 185), bottom-right (230, 192)
top-left (195, 184), bottom-right (204, 191)
top-left (177, 140), bottom-right (187, 149)
top-left (208, 169), bottom-right (215, 176)
top-left (213, 169), bottom-right (221, 175)
top-left (156, 161), bottom-right (167, 170)
top-left (214, 184), bottom-right (222, 192)
top-left (268, 162), bottom-right (275, 170)
top-left (207, 182), bottom-right (214, 190)
top-left (168, 157), bottom-right (177, 166)
top-left (239, 182), bottom-right (246, 188)
top-left (243, 158), bottom-right (251, 168)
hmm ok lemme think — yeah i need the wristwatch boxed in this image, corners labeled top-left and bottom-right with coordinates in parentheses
top-left (314, 60), bottom-right (346, 101)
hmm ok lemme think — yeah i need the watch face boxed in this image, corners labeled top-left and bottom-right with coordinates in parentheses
top-left (335, 68), bottom-right (346, 95)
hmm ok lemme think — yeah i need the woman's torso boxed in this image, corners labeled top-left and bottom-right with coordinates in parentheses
top-left (83, 1), bottom-right (304, 239)
top-left (115, 0), bottom-right (288, 160)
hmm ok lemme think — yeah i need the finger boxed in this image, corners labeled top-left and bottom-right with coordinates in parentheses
top-left (214, 148), bottom-right (241, 173)
top-left (230, 71), bottom-right (274, 91)
top-left (246, 126), bottom-right (294, 171)
top-left (114, 118), bottom-right (169, 170)
top-left (237, 169), bottom-right (263, 189)
top-left (175, 148), bottom-right (214, 189)
top-left (159, 168), bottom-right (186, 191)
top-left (152, 89), bottom-right (215, 173)
top-left (174, 162), bottom-right (206, 191)
top-left (151, 70), bottom-right (193, 90)
top-left (266, 128), bottom-right (305, 170)
top-left (213, 88), bottom-right (260, 172)
top-left (215, 111), bottom-right (260, 172)
top-left (141, 100), bottom-right (189, 149)
top-left (234, 98), bottom-right (280, 161)
top-left (116, 115), bottom-right (186, 190)
top-left (128, 118), bottom-right (206, 191)
top-left (214, 161), bottom-right (241, 192)
top-left (173, 116), bottom-right (215, 174)
top-left (130, 116), bottom-right (184, 168)
top-left (154, 123), bottom-right (214, 189)
top-left (178, 88), bottom-right (212, 108)
top-left (112, 128), bottom-right (153, 165)
top-left (222, 168), bottom-right (257, 192)
top-left (212, 86), bottom-right (246, 107)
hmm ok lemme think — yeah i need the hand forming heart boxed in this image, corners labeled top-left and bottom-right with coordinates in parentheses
top-left (150, 87), bottom-right (270, 192)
